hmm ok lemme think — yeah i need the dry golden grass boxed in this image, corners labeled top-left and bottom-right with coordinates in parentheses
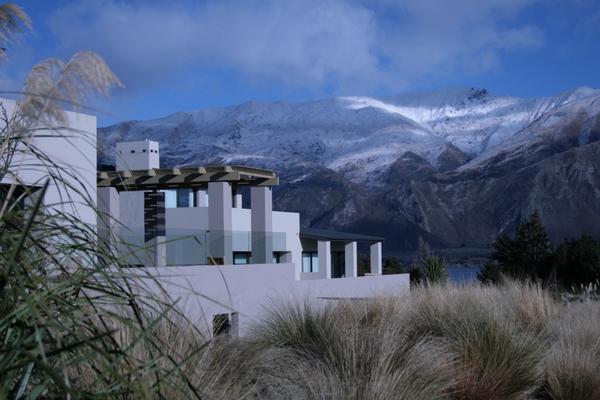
top-left (105, 281), bottom-right (599, 400)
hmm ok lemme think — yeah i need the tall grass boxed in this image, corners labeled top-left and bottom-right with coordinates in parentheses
top-left (167, 282), bottom-right (597, 400)
top-left (0, 4), bottom-right (210, 397)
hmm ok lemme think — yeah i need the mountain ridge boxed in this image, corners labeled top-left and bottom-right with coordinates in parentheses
top-left (98, 86), bottom-right (600, 253)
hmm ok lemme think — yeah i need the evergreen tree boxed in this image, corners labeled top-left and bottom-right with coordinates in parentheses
top-left (490, 211), bottom-right (552, 280)
top-left (513, 211), bottom-right (552, 277)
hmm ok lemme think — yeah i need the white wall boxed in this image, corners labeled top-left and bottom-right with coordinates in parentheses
top-left (116, 140), bottom-right (159, 171)
top-left (0, 98), bottom-right (97, 226)
top-left (129, 264), bottom-right (410, 335)
top-left (273, 211), bottom-right (302, 278)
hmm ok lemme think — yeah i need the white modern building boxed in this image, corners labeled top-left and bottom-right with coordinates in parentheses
top-left (0, 98), bottom-right (97, 226)
top-left (1, 97), bottom-right (408, 336)
top-left (98, 140), bottom-right (409, 335)
top-left (99, 140), bottom-right (384, 277)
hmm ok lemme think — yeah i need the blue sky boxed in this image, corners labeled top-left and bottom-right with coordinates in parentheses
top-left (3, 0), bottom-right (600, 126)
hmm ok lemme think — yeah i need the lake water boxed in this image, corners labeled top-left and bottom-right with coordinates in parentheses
top-left (447, 266), bottom-right (481, 283)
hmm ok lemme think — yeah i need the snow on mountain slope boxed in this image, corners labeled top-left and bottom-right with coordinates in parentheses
top-left (343, 87), bottom-right (600, 156)
top-left (99, 86), bottom-right (600, 186)
top-left (98, 86), bottom-right (600, 252)
top-left (99, 96), bottom-right (452, 185)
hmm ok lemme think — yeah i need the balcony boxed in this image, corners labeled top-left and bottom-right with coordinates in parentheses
top-left (118, 228), bottom-right (287, 266)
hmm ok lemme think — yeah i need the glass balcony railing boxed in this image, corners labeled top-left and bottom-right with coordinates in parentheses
top-left (116, 228), bottom-right (287, 266)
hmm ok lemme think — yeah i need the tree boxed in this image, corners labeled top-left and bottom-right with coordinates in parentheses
top-left (553, 236), bottom-right (600, 288)
top-left (383, 255), bottom-right (402, 274)
top-left (490, 211), bottom-right (552, 281)
top-left (478, 259), bottom-right (501, 284)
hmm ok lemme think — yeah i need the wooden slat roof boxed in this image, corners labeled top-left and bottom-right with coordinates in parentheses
top-left (97, 165), bottom-right (278, 191)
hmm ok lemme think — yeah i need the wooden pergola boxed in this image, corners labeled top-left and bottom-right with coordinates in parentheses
top-left (97, 165), bottom-right (279, 191)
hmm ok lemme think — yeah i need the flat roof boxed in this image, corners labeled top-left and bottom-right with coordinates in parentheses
top-left (300, 228), bottom-right (384, 243)
top-left (97, 165), bottom-right (278, 191)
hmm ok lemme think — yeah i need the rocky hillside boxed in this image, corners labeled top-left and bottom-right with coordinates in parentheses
top-left (98, 87), bottom-right (600, 253)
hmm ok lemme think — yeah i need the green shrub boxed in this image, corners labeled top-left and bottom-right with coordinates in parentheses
top-left (421, 254), bottom-right (449, 285)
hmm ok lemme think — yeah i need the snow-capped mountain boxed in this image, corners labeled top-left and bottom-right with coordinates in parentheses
top-left (98, 87), bottom-right (600, 253)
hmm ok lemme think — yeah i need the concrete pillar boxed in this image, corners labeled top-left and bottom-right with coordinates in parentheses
top-left (370, 242), bottom-right (382, 275)
top-left (251, 186), bottom-right (273, 263)
top-left (344, 241), bottom-right (358, 278)
top-left (195, 189), bottom-right (207, 207)
top-left (208, 182), bottom-right (233, 264)
top-left (97, 187), bottom-right (120, 255)
top-left (143, 191), bottom-right (166, 268)
top-left (318, 240), bottom-right (332, 279)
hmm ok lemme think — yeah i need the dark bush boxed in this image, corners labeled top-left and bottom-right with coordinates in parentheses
top-left (478, 259), bottom-right (502, 284)
top-left (553, 236), bottom-right (600, 288)
top-left (489, 211), bottom-right (553, 281)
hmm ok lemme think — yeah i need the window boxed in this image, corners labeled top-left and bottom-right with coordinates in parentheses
top-left (302, 252), bottom-right (319, 272)
top-left (233, 252), bottom-right (251, 265)
top-left (212, 313), bottom-right (239, 337)
top-left (213, 314), bottom-right (230, 336)
top-left (142, 149), bottom-right (147, 152)
top-left (176, 188), bottom-right (193, 208)
top-left (161, 189), bottom-right (177, 208)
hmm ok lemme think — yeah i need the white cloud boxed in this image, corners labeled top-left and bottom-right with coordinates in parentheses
top-left (48, 0), bottom-right (543, 93)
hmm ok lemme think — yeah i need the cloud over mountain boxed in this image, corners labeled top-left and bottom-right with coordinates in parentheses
top-left (49, 0), bottom-right (542, 92)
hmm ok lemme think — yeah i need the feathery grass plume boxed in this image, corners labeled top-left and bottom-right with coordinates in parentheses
top-left (0, 3), bottom-right (30, 56)
top-left (500, 280), bottom-right (558, 334)
top-left (18, 51), bottom-right (123, 126)
top-left (0, 11), bottom-right (207, 397)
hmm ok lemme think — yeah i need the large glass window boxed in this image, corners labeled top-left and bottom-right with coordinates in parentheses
top-left (161, 189), bottom-right (177, 208)
top-left (302, 252), bottom-right (319, 272)
top-left (177, 188), bottom-right (193, 208)
top-left (233, 252), bottom-right (251, 265)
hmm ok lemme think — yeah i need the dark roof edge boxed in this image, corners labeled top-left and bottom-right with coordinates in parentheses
top-left (300, 228), bottom-right (384, 243)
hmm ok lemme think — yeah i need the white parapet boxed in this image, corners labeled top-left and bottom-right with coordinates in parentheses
top-left (129, 263), bottom-right (410, 336)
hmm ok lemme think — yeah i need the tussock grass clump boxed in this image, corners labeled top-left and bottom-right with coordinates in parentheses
top-left (403, 284), bottom-right (545, 400)
top-left (210, 282), bottom-right (597, 400)
top-left (541, 302), bottom-right (600, 400)
top-left (248, 299), bottom-right (455, 400)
